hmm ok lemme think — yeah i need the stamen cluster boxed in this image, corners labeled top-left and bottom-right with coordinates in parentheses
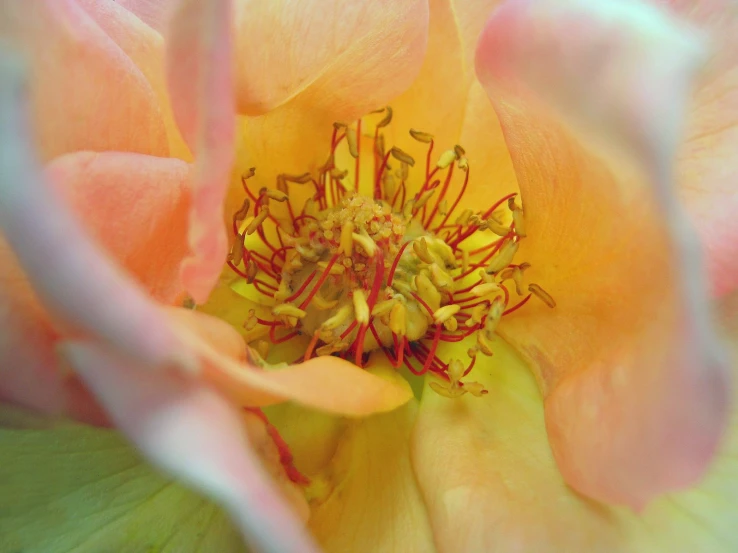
top-left (227, 107), bottom-right (554, 398)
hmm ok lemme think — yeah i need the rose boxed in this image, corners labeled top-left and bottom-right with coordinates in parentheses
top-left (1, 0), bottom-right (737, 551)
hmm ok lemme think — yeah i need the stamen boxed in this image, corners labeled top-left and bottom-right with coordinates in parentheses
top-left (529, 283), bottom-right (556, 308)
top-left (227, 109), bottom-right (554, 399)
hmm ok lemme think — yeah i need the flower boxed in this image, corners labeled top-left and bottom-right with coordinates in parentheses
top-left (1, 0), bottom-right (737, 552)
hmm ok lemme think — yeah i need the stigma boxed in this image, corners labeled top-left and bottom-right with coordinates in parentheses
top-left (227, 107), bottom-right (554, 398)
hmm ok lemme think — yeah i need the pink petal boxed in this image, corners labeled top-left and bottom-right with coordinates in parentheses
top-left (61, 340), bottom-right (319, 553)
top-left (166, 0), bottom-right (235, 303)
top-left (0, 50), bottom-right (196, 374)
top-left (0, 0), bottom-right (168, 160)
top-left (475, 0), bottom-right (730, 507)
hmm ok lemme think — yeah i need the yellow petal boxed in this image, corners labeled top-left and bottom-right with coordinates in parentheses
top-left (309, 396), bottom-right (436, 552)
top-left (411, 336), bottom-right (738, 552)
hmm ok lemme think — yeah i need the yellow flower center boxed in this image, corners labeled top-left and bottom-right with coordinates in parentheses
top-left (228, 107), bottom-right (554, 398)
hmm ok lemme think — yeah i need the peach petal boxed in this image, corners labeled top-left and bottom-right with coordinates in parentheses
top-left (115, 0), bottom-right (175, 32)
top-left (46, 151), bottom-right (191, 305)
top-left (75, 0), bottom-right (192, 161)
top-left (0, 52), bottom-right (194, 373)
top-left (60, 341), bottom-right (319, 553)
top-left (231, 0), bottom-right (428, 122)
top-left (167, 0), bottom-right (235, 303)
top-left (0, 0), bottom-right (168, 160)
top-left (169, 315), bottom-right (414, 416)
top-left (476, 0), bottom-right (730, 506)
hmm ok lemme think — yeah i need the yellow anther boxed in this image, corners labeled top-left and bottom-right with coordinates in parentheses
top-left (402, 199), bottom-right (415, 219)
top-left (229, 235), bottom-right (245, 265)
top-left (346, 127), bottom-right (359, 158)
top-left (340, 221), bottom-right (354, 256)
top-left (461, 249), bottom-right (470, 272)
top-left (427, 238), bottom-right (455, 268)
top-left (281, 172), bottom-right (313, 185)
top-left (272, 304), bottom-right (307, 319)
top-left (352, 232), bottom-right (377, 257)
top-left (234, 198), bottom-right (251, 222)
top-left (448, 358), bottom-right (465, 383)
top-left (433, 304), bottom-right (461, 324)
top-left (437, 199), bottom-right (449, 216)
top-left (243, 167), bottom-right (257, 180)
top-left (529, 283), bottom-right (556, 308)
top-left (479, 269), bottom-right (495, 283)
top-left (391, 147), bottom-right (415, 167)
top-left (311, 292), bottom-right (339, 310)
top-left (437, 149), bottom-right (457, 169)
top-left (471, 282), bottom-right (501, 297)
top-left (409, 129), bottom-right (434, 143)
top-left (463, 382), bottom-right (488, 397)
top-left (455, 209), bottom-right (473, 226)
top-left (383, 173), bottom-right (396, 198)
top-left (508, 197), bottom-right (526, 237)
top-left (471, 302), bottom-right (489, 324)
top-left (316, 341), bottom-right (349, 356)
top-left (414, 273), bottom-right (441, 313)
top-left (467, 346), bottom-right (478, 358)
top-left (246, 208), bottom-right (269, 235)
top-left (376, 106), bottom-right (393, 128)
top-left (375, 134), bottom-right (386, 157)
top-left (353, 290), bottom-right (370, 325)
top-left (484, 297), bottom-right (505, 334)
top-left (457, 157), bottom-right (469, 171)
top-left (485, 239), bottom-right (519, 274)
top-left (330, 168), bottom-right (348, 180)
top-left (265, 188), bottom-right (289, 202)
top-left (429, 263), bottom-right (453, 290)
top-left (389, 302), bottom-right (407, 336)
top-left (476, 330), bottom-right (495, 356)
top-left (372, 298), bottom-right (397, 317)
top-left (414, 187), bottom-right (437, 210)
top-left (321, 304), bottom-right (352, 330)
top-left (296, 244), bottom-right (320, 261)
top-left (486, 219), bottom-right (512, 237)
top-left (304, 198), bottom-right (318, 217)
top-left (244, 309), bottom-right (258, 331)
top-left (245, 259), bottom-right (258, 283)
top-left (399, 161), bottom-right (410, 181)
top-left (429, 381), bottom-right (467, 398)
top-left (412, 238), bottom-right (434, 264)
top-left (443, 316), bottom-right (458, 332)
top-left (511, 264), bottom-right (530, 295)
